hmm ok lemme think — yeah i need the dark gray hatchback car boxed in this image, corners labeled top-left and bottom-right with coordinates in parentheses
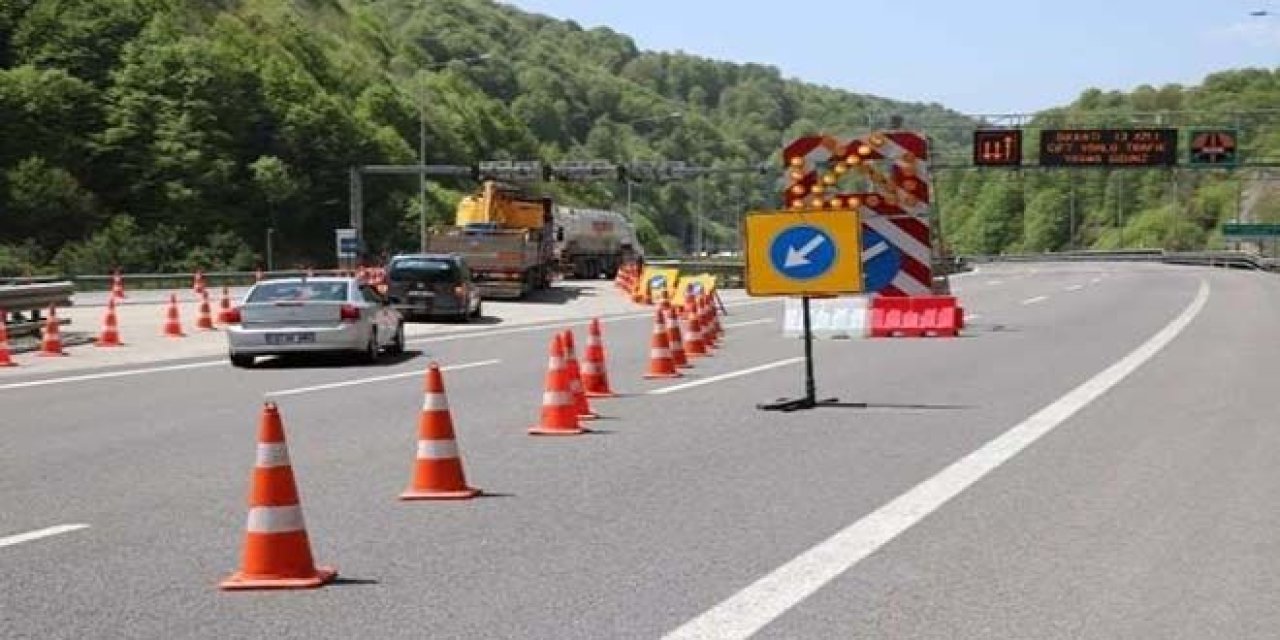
top-left (384, 253), bottom-right (483, 322)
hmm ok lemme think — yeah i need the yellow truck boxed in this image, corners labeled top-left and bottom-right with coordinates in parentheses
top-left (423, 181), bottom-right (556, 299)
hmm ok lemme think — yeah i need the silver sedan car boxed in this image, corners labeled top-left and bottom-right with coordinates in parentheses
top-left (225, 277), bottom-right (405, 367)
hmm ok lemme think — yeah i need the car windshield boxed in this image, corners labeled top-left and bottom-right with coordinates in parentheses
top-left (390, 259), bottom-right (459, 283)
top-left (247, 281), bottom-right (349, 303)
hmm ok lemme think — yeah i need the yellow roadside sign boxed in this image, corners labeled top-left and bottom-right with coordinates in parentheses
top-left (744, 210), bottom-right (863, 296)
top-left (637, 266), bottom-right (680, 303)
top-left (674, 274), bottom-right (717, 307)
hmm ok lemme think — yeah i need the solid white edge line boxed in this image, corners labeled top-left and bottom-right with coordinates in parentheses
top-left (0, 361), bottom-right (225, 392)
top-left (0, 524), bottom-right (90, 548)
top-left (648, 358), bottom-right (804, 396)
top-left (662, 279), bottom-right (1210, 640)
top-left (0, 298), bottom-right (779, 392)
top-left (265, 359), bottom-right (499, 398)
top-left (1022, 295), bottom-right (1049, 305)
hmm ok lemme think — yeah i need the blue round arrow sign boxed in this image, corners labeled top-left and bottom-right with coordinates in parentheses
top-left (861, 228), bottom-right (902, 293)
top-left (769, 225), bottom-right (837, 281)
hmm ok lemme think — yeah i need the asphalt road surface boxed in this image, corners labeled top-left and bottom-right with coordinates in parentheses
top-left (3, 263), bottom-right (1279, 639)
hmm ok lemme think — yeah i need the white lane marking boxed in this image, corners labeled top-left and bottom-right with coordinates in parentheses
top-left (723, 319), bottom-right (774, 329)
top-left (0, 298), bottom-right (778, 392)
top-left (0, 524), bottom-right (90, 548)
top-left (407, 299), bottom-right (777, 346)
top-left (986, 280), bottom-right (1004, 285)
top-left (1065, 285), bottom-right (1084, 292)
top-left (662, 279), bottom-right (1210, 640)
top-left (0, 361), bottom-right (225, 393)
top-left (648, 358), bottom-right (803, 396)
top-left (1091, 277), bottom-right (1103, 284)
top-left (265, 360), bottom-right (499, 398)
top-left (1022, 295), bottom-right (1049, 305)
top-left (966, 314), bottom-right (983, 321)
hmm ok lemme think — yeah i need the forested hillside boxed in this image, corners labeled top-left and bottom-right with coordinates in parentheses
top-left (1, 0), bottom-right (1276, 276)
top-left (0, 0), bottom-right (970, 275)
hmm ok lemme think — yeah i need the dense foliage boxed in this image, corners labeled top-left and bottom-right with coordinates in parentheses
top-left (0, 0), bottom-right (1276, 275)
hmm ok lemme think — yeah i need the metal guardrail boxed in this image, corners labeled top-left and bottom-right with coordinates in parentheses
top-left (71, 269), bottom-right (354, 292)
top-left (1, 281), bottom-right (74, 333)
top-left (964, 249), bottom-right (1276, 271)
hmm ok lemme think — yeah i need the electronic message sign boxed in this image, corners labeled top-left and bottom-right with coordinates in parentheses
top-left (1039, 128), bottom-right (1177, 167)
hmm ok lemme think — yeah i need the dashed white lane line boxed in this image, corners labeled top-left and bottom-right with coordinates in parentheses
top-left (648, 358), bottom-right (803, 396)
top-left (1022, 295), bottom-right (1049, 305)
top-left (0, 524), bottom-right (90, 549)
top-left (266, 359), bottom-right (499, 398)
top-left (966, 314), bottom-right (983, 322)
top-left (661, 280), bottom-right (1210, 640)
top-left (723, 319), bottom-right (774, 329)
top-left (1091, 277), bottom-right (1103, 284)
top-left (986, 280), bottom-right (1004, 285)
top-left (1065, 284), bottom-right (1084, 292)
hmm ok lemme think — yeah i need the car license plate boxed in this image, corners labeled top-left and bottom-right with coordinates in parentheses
top-left (266, 332), bottom-right (315, 345)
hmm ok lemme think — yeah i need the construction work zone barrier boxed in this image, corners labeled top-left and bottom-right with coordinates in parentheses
top-left (784, 296), bottom-right (873, 339)
top-left (870, 295), bottom-right (961, 338)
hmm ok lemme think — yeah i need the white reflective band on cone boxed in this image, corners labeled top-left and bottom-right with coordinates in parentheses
top-left (417, 439), bottom-right (459, 459)
top-left (543, 391), bottom-right (573, 406)
top-left (547, 356), bottom-right (565, 370)
top-left (569, 378), bottom-right (584, 392)
top-left (255, 443), bottom-right (291, 468)
top-left (422, 392), bottom-right (450, 412)
top-left (650, 349), bottom-right (671, 359)
top-left (245, 505), bottom-right (305, 533)
top-left (581, 362), bottom-right (602, 375)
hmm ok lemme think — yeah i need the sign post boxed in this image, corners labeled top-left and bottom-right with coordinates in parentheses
top-left (745, 210), bottom-right (865, 412)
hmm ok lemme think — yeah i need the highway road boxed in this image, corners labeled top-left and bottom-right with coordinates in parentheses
top-left (3, 263), bottom-right (1279, 639)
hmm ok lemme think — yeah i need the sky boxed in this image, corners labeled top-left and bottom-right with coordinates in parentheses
top-left (504, 0), bottom-right (1280, 114)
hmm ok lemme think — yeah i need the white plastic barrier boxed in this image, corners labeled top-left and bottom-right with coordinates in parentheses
top-left (783, 296), bottom-right (871, 339)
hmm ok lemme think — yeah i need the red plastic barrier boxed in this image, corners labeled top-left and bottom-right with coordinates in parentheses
top-left (870, 296), bottom-right (910, 337)
top-left (870, 296), bottom-right (960, 338)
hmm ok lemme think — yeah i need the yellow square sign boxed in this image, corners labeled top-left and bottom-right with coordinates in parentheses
top-left (745, 210), bottom-right (863, 296)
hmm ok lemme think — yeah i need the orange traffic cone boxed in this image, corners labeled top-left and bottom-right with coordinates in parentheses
top-left (220, 402), bottom-right (336, 590)
top-left (163, 294), bottom-right (185, 337)
top-left (96, 299), bottom-right (124, 347)
top-left (699, 295), bottom-right (719, 349)
top-left (643, 309), bottom-right (682, 379)
top-left (561, 330), bottom-right (599, 420)
top-left (38, 306), bottom-right (66, 357)
top-left (193, 270), bottom-right (206, 296)
top-left (196, 291), bottom-right (216, 331)
top-left (401, 363), bottom-right (481, 500)
top-left (664, 307), bottom-right (690, 369)
top-left (110, 271), bottom-right (126, 301)
top-left (217, 286), bottom-right (234, 324)
top-left (529, 334), bottom-right (588, 436)
top-left (683, 305), bottom-right (708, 357)
top-left (581, 318), bottom-right (616, 398)
top-left (704, 293), bottom-right (723, 338)
top-left (0, 310), bottom-right (17, 366)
